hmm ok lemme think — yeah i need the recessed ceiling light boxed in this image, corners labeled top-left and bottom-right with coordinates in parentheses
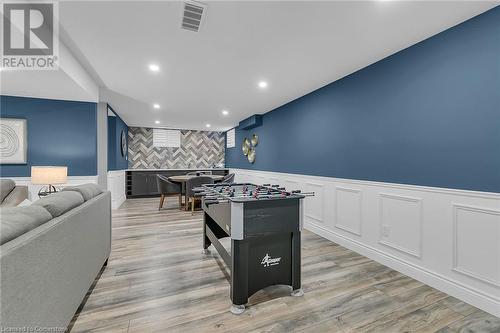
top-left (153, 103), bottom-right (160, 109)
top-left (205, 124), bottom-right (211, 128)
top-left (149, 64), bottom-right (160, 72)
top-left (258, 81), bottom-right (268, 89)
top-left (155, 120), bottom-right (160, 124)
top-left (222, 110), bottom-right (229, 116)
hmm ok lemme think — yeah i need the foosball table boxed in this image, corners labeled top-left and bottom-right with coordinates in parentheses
top-left (194, 183), bottom-right (313, 314)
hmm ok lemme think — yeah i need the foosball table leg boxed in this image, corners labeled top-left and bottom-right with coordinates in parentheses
top-left (230, 304), bottom-right (246, 315)
top-left (230, 239), bottom-right (249, 314)
top-left (291, 288), bottom-right (304, 297)
top-left (291, 231), bottom-right (302, 296)
top-left (202, 213), bottom-right (212, 255)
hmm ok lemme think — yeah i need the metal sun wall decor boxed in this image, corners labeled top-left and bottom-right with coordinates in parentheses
top-left (242, 134), bottom-right (258, 163)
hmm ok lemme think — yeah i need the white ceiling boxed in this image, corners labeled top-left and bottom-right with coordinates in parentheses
top-left (4, 1), bottom-right (499, 131)
top-left (1, 69), bottom-right (94, 102)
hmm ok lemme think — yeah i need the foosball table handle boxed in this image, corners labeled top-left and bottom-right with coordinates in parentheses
top-left (204, 199), bottom-right (219, 206)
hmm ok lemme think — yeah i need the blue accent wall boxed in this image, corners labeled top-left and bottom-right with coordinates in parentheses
top-left (0, 95), bottom-right (97, 177)
top-left (108, 116), bottom-right (117, 171)
top-left (226, 7), bottom-right (500, 193)
top-left (107, 105), bottom-right (128, 171)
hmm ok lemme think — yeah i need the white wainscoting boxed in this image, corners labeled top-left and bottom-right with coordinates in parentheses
top-left (452, 204), bottom-right (500, 288)
top-left (230, 168), bottom-right (500, 317)
top-left (335, 187), bottom-right (362, 236)
top-left (7, 176), bottom-right (98, 201)
top-left (379, 193), bottom-right (423, 259)
top-left (305, 182), bottom-right (325, 223)
top-left (107, 170), bottom-right (126, 210)
top-left (8, 173), bottom-right (126, 210)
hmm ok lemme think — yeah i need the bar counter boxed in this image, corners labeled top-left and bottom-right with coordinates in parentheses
top-left (126, 168), bottom-right (229, 198)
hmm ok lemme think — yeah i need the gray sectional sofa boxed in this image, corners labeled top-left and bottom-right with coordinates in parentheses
top-left (1, 179), bottom-right (28, 207)
top-left (0, 184), bottom-right (111, 330)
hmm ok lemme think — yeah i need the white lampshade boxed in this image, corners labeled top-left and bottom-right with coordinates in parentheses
top-left (31, 166), bottom-right (68, 185)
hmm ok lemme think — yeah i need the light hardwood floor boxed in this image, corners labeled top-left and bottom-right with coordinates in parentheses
top-left (69, 197), bottom-right (500, 333)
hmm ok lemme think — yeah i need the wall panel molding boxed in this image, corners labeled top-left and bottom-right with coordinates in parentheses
top-left (305, 182), bottom-right (325, 223)
top-left (335, 186), bottom-right (362, 236)
top-left (452, 204), bottom-right (500, 287)
top-left (378, 193), bottom-right (423, 259)
top-left (269, 177), bottom-right (280, 186)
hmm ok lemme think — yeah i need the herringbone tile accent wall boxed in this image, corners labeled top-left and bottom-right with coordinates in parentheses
top-left (128, 127), bottom-right (225, 169)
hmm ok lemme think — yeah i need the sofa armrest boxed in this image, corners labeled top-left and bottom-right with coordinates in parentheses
top-left (1, 186), bottom-right (28, 207)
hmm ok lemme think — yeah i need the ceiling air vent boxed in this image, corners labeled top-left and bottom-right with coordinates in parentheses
top-left (181, 1), bottom-right (207, 32)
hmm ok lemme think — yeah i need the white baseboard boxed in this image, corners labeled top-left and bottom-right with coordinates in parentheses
top-left (230, 168), bottom-right (500, 317)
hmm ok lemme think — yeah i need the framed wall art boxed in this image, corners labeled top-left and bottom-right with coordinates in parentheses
top-left (0, 118), bottom-right (27, 164)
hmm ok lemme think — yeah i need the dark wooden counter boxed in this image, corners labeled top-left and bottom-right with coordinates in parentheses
top-left (126, 169), bottom-right (229, 198)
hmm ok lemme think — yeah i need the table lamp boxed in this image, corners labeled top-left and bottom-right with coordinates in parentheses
top-left (31, 166), bottom-right (68, 197)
